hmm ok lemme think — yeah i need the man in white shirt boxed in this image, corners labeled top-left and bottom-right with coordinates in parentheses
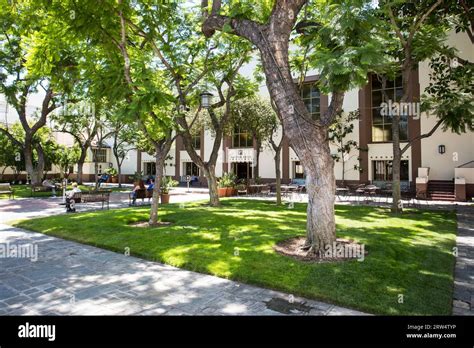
top-left (65, 183), bottom-right (81, 213)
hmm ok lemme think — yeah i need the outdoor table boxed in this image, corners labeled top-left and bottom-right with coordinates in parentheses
top-left (335, 187), bottom-right (349, 201)
top-left (281, 185), bottom-right (298, 197)
top-left (249, 184), bottom-right (267, 195)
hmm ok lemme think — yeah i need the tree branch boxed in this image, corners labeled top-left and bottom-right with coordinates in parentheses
top-left (400, 118), bottom-right (443, 155)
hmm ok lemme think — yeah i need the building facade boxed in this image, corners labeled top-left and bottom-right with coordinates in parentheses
top-left (1, 31), bottom-right (472, 199)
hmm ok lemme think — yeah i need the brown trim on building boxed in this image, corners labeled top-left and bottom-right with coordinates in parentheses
top-left (222, 135), bottom-right (231, 174)
top-left (358, 84), bottom-right (371, 183)
top-left (409, 67), bottom-right (421, 184)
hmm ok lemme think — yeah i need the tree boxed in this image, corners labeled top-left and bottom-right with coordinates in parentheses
top-left (107, 113), bottom-right (137, 188)
top-left (0, 123), bottom-right (25, 182)
top-left (117, 1), bottom-right (254, 207)
top-left (329, 111), bottom-right (360, 186)
top-left (202, 0), bottom-right (382, 253)
top-left (50, 144), bottom-right (81, 180)
top-left (52, 101), bottom-right (102, 184)
top-left (377, 0), bottom-right (473, 213)
top-left (0, 1), bottom-right (78, 185)
top-left (229, 96), bottom-right (278, 180)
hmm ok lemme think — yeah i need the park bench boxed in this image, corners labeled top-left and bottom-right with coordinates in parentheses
top-left (129, 188), bottom-right (153, 205)
top-left (69, 190), bottom-right (111, 210)
top-left (0, 183), bottom-right (14, 199)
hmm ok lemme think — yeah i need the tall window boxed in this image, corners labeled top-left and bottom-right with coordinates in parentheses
top-left (373, 160), bottom-right (409, 181)
top-left (92, 148), bottom-right (107, 162)
top-left (144, 162), bottom-right (156, 176)
top-left (371, 74), bottom-right (408, 142)
top-left (232, 126), bottom-right (253, 148)
top-left (192, 133), bottom-right (201, 149)
top-left (184, 162), bottom-right (199, 176)
top-left (293, 161), bottom-right (305, 179)
top-left (300, 82), bottom-right (321, 120)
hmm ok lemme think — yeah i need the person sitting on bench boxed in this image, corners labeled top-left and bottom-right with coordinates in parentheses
top-left (98, 173), bottom-right (109, 187)
top-left (147, 179), bottom-right (154, 197)
top-left (66, 183), bottom-right (82, 212)
top-left (131, 180), bottom-right (145, 205)
top-left (42, 179), bottom-right (57, 197)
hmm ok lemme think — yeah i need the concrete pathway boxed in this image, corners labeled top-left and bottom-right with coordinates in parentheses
top-left (453, 206), bottom-right (474, 315)
top-left (0, 191), bottom-right (366, 316)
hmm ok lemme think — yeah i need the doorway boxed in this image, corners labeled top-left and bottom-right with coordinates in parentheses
top-left (232, 162), bottom-right (252, 180)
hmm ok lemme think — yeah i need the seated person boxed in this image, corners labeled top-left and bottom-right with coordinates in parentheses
top-left (146, 179), bottom-right (154, 200)
top-left (65, 183), bottom-right (81, 212)
top-left (42, 179), bottom-right (57, 196)
top-left (130, 180), bottom-right (145, 205)
top-left (97, 173), bottom-right (109, 187)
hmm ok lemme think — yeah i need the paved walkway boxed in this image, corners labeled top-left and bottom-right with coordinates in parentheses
top-left (0, 192), bottom-right (366, 316)
top-left (453, 206), bottom-right (474, 315)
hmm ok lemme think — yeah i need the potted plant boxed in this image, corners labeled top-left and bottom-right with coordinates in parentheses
top-left (105, 167), bottom-right (118, 183)
top-left (160, 176), bottom-right (178, 204)
top-left (225, 172), bottom-right (237, 196)
top-left (217, 177), bottom-right (228, 198)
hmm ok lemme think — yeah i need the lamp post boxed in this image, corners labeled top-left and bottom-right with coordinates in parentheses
top-left (200, 91), bottom-right (213, 109)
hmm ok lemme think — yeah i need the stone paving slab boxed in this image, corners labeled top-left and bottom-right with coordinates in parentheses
top-left (0, 223), bottom-right (366, 316)
top-left (453, 206), bottom-right (474, 316)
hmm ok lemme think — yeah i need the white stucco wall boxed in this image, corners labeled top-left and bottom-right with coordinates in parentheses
top-left (419, 30), bottom-right (474, 180)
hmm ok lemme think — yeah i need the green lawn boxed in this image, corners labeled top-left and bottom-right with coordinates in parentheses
top-left (1, 184), bottom-right (129, 199)
top-left (14, 200), bottom-right (457, 315)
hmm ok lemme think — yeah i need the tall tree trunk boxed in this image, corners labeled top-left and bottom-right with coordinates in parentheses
top-left (76, 148), bottom-right (87, 184)
top-left (117, 165), bottom-right (122, 188)
top-left (94, 161), bottom-right (99, 190)
top-left (391, 116), bottom-right (402, 213)
top-left (391, 65), bottom-right (412, 213)
top-left (203, 164), bottom-right (220, 207)
top-left (23, 138), bottom-right (43, 185)
top-left (202, 1), bottom-right (343, 253)
top-left (258, 43), bottom-right (341, 254)
top-left (149, 152), bottom-right (165, 225)
top-left (274, 147), bottom-right (282, 205)
top-left (254, 140), bottom-right (261, 179)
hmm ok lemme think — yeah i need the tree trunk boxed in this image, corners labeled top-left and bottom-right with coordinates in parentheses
top-left (23, 138), bottom-right (43, 185)
top-left (391, 120), bottom-right (402, 213)
top-left (117, 165), bottom-right (122, 188)
top-left (258, 44), bottom-right (340, 254)
top-left (202, 4), bottom-right (343, 253)
top-left (274, 148), bottom-right (282, 205)
top-left (203, 164), bottom-right (220, 207)
top-left (391, 66), bottom-right (412, 213)
top-left (76, 148), bottom-right (87, 184)
top-left (254, 140), bottom-right (261, 179)
top-left (149, 152), bottom-right (165, 226)
top-left (94, 161), bottom-right (99, 190)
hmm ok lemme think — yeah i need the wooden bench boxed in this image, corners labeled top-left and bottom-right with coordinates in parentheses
top-left (0, 183), bottom-right (14, 199)
top-left (129, 188), bottom-right (153, 205)
top-left (69, 191), bottom-right (111, 210)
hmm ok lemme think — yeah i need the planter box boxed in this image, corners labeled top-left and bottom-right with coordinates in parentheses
top-left (218, 188), bottom-right (227, 197)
